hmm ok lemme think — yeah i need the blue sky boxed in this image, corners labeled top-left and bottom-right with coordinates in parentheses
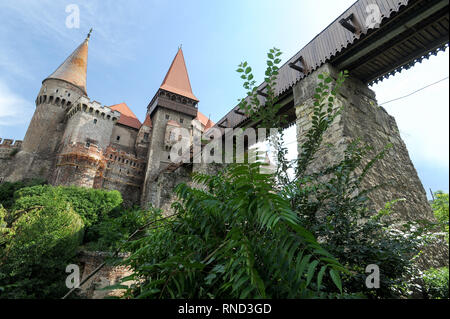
top-left (0, 0), bottom-right (448, 196)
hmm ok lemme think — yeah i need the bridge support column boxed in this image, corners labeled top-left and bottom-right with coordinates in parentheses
top-left (292, 64), bottom-right (449, 268)
top-left (293, 63), bottom-right (448, 268)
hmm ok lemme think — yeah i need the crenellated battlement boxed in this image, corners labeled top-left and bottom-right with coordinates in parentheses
top-left (0, 138), bottom-right (23, 148)
top-left (65, 96), bottom-right (121, 123)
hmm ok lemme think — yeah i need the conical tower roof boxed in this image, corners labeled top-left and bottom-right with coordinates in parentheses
top-left (160, 48), bottom-right (198, 102)
top-left (44, 32), bottom-right (90, 95)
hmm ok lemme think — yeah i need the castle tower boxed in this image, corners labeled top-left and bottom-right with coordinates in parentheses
top-left (135, 114), bottom-right (152, 158)
top-left (141, 48), bottom-right (199, 208)
top-left (8, 33), bottom-right (91, 181)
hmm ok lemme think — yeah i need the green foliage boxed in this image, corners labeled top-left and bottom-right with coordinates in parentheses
top-left (0, 201), bottom-right (84, 298)
top-left (118, 49), bottom-right (351, 299)
top-left (0, 179), bottom-right (46, 209)
top-left (0, 183), bottom-right (122, 298)
top-left (0, 205), bottom-right (11, 246)
top-left (237, 47), bottom-right (287, 129)
top-left (423, 267), bottom-right (449, 299)
top-left (271, 78), bottom-right (429, 297)
top-left (431, 191), bottom-right (449, 242)
top-left (12, 185), bottom-right (122, 228)
top-left (85, 207), bottom-right (154, 251)
top-left (121, 160), bottom-right (346, 299)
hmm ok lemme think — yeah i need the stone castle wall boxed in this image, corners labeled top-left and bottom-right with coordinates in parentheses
top-left (0, 139), bottom-right (22, 182)
top-left (76, 251), bottom-right (134, 299)
top-left (62, 98), bottom-right (119, 150)
top-left (102, 146), bottom-right (147, 206)
top-left (141, 103), bottom-right (197, 208)
top-left (53, 142), bottom-right (105, 188)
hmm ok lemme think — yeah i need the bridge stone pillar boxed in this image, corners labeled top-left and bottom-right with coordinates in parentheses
top-left (293, 64), bottom-right (449, 269)
top-left (293, 63), bottom-right (435, 225)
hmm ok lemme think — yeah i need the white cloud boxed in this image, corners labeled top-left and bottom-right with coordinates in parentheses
top-left (0, 79), bottom-right (34, 127)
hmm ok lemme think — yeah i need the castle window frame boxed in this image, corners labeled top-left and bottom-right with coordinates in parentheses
top-left (165, 114), bottom-right (170, 120)
top-left (143, 133), bottom-right (149, 141)
top-left (93, 119), bottom-right (97, 124)
top-left (180, 118), bottom-right (184, 124)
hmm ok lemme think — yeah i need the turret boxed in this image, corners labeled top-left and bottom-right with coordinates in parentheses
top-left (21, 32), bottom-right (90, 158)
top-left (141, 47), bottom-right (199, 208)
top-left (6, 31), bottom-right (92, 182)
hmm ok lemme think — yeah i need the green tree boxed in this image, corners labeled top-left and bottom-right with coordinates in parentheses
top-left (431, 191), bottom-right (449, 242)
top-left (423, 267), bottom-right (449, 299)
top-left (0, 200), bottom-right (84, 298)
top-left (117, 49), bottom-right (350, 299)
top-left (12, 185), bottom-right (122, 228)
top-left (0, 179), bottom-right (46, 209)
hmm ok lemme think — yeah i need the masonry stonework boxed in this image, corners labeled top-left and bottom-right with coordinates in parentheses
top-left (293, 63), bottom-right (448, 268)
top-left (0, 36), bottom-right (213, 210)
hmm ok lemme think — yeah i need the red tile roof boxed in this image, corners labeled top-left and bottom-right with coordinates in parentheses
top-left (204, 118), bottom-right (214, 130)
top-left (195, 111), bottom-right (209, 127)
top-left (142, 114), bottom-right (152, 127)
top-left (160, 48), bottom-right (199, 102)
top-left (195, 111), bottom-right (215, 129)
top-left (109, 102), bottom-right (142, 130)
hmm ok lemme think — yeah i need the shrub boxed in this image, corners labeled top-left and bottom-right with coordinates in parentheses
top-left (121, 160), bottom-right (346, 299)
top-left (0, 200), bottom-right (84, 298)
top-left (423, 267), bottom-right (449, 299)
top-left (118, 50), bottom-right (349, 299)
top-left (431, 191), bottom-right (449, 242)
top-left (85, 208), bottom-right (154, 251)
top-left (12, 185), bottom-right (122, 228)
top-left (282, 139), bottom-right (429, 298)
top-left (0, 179), bottom-right (46, 209)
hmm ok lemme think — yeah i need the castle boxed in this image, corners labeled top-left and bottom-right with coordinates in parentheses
top-left (0, 32), bottom-right (214, 207)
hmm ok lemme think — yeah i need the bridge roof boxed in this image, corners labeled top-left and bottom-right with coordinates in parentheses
top-left (215, 0), bottom-right (449, 130)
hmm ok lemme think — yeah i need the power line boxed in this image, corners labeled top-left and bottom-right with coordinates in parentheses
top-left (267, 76), bottom-right (449, 146)
top-left (379, 76), bottom-right (449, 106)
